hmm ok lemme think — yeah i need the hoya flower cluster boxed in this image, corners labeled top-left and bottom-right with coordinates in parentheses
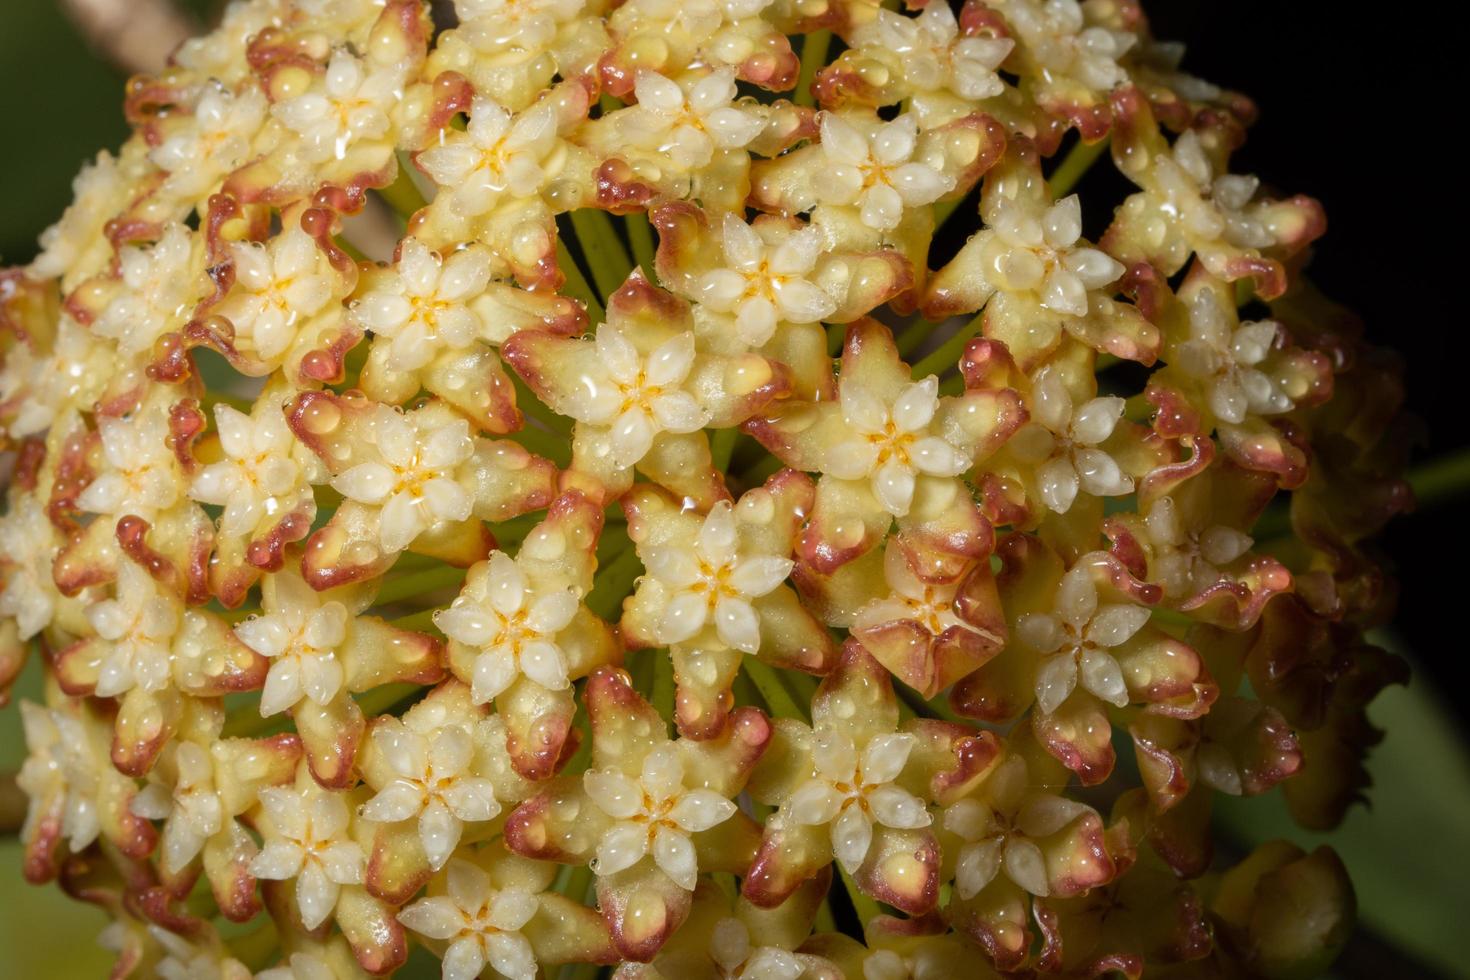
top-left (0, 0), bottom-right (1410, 977)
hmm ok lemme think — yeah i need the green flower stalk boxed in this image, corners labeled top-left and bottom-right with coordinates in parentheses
top-left (0, 0), bottom-right (1410, 977)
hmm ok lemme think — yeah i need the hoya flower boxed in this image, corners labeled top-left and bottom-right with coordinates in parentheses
top-left (191, 401), bottom-right (318, 540)
top-left (438, 496), bottom-right (619, 778)
top-left (623, 70), bottom-right (765, 171)
top-left (1143, 271), bottom-right (1332, 484)
top-left (235, 571), bottom-right (352, 717)
top-left (506, 669), bottom-right (767, 959)
top-left (857, 5), bottom-right (1016, 104)
top-left (507, 273), bottom-right (777, 506)
top-left (50, 555), bottom-right (268, 774)
top-left (84, 560), bottom-right (184, 698)
top-left (76, 406), bottom-right (184, 520)
top-left (436, 551), bottom-right (577, 702)
top-left (784, 728), bottom-right (930, 874)
top-left (273, 50), bottom-right (407, 163)
top-left (817, 113), bottom-right (955, 231)
top-left (828, 374), bottom-right (975, 518)
top-left (937, 753), bottom-right (1117, 968)
top-left (397, 840), bottom-right (615, 980)
top-left (940, 752), bottom-right (1111, 905)
top-left (148, 923), bottom-right (253, 980)
top-left (747, 646), bottom-right (981, 915)
top-left (416, 97), bottom-right (559, 217)
top-left (1004, 365), bottom-right (1133, 514)
top-left (984, 195), bottom-right (1123, 318)
top-left (624, 877), bottom-right (839, 980)
top-left (150, 82), bottom-right (270, 200)
top-left (453, 0), bottom-right (587, 50)
top-left (1171, 282), bottom-right (1296, 425)
top-left (585, 741), bottom-right (739, 890)
top-left (17, 702), bottom-right (105, 856)
top-left (0, 314), bottom-right (114, 439)
top-left (354, 237), bottom-right (584, 434)
top-left (576, 323), bottom-right (702, 468)
top-left (986, 0), bottom-right (1135, 92)
top-left (233, 563), bottom-right (443, 788)
top-left (0, 496), bottom-right (61, 640)
top-left (214, 221), bottom-right (348, 364)
top-left (620, 475), bottom-right (834, 738)
top-left (29, 149), bottom-right (129, 283)
top-left (89, 222), bottom-right (203, 357)
top-left (692, 213), bottom-right (837, 347)
top-left (331, 408), bottom-right (474, 551)
top-left (923, 147), bottom-right (1157, 366)
top-left (1104, 92), bottom-right (1325, 297)
top-left (352, 238), bottom-right (494, 372)
top-left (653, 205), bottom-right (912, 394)
top-left (358, 682), bottom-right (535, 893)
top-left (249, 770), bottom-right (367, 930)
top-left (637, 500), bottom-right (793, 654)
top-left (601, 0), bottom-right (796, 97)
top-left (360, 718), bottom-right (499, 872)
top-left (1016, 558), bottom-right (1150, 715)
top-left (850, 542), bottom-right (1006, 697)
top-left (130, 740), bottom-right (224, 874)
top-left (16, 698), bottom-right (158, 881)
top-left (398, 858), bottom-right (539, 980)
top-left (747, 319), bottom-right (1022, 576)
top-left (1141, 495), bottom-right (1255, 600)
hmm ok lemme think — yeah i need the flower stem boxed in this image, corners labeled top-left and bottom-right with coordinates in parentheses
top-left (796, 31), bottom-right (831, 107)
top-left (837, 865), bottom-right (883, 927)
top-left (911, 313), bottom-right (982, 380)
top-left (742, 659), bottom-right (809, 722)
top-left (378, 153), bottom-right (428, 218)
top-left (1406, 446), bottom-right (1470, 509)
top-left (556, 239), bottom-right (606, 324)
top-left (1049, 135), bottom-right (1110, 199)
top-left (569, 208), bottom-right (634, 300)
top-left (372, 564), bottom-right (466, 606)
top-left (625, 211), bottom-right (657, 277)
top-left (710, 427), bottom-right (738, 472)
top-left (587, 547), bottom-right (643, 621)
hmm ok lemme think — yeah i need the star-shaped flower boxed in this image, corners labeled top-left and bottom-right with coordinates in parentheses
top-left (692, 213), bottom-right (837, 347)
top-left (816, 113), bottom-right (955, 231)
top-left (399, 858), bottom-right (539, 980)
top-left (505, 271), bottom-right (787, 507)
top-left (506, 669), bottom-right (769, 959)
top-left (272, 50), bottom-right (408, 164)
top-left (619, 473), bottom-right (834, 738)
top-left (439, 492), bottom-right (619, 778)
top-left (1004, 364), bottom-right (1133, 515)
top-left (288, 392), bottom-right (557, 587)
top-left (249, 767), bottom-right (367, 930)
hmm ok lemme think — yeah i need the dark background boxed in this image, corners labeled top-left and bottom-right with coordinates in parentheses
top-left (0, 1), bottom-right (1466, 976)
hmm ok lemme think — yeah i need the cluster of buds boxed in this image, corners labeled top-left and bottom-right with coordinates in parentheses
top-left (0, 0), bottom-right (1411, 977)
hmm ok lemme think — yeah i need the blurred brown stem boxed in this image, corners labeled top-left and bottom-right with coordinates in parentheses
top-left (58, 0), bottom-right (197, 75)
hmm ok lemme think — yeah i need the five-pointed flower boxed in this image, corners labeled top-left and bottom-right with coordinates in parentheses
top-left (360, 718), bottom-right (501, 871)
top-left (784, 729), bottom-right (931, 874)
top-left (248, 771), bottom-right (367, 930)
top-left (638, 500), bottom-right (794, 654)
top-left (1005, 365), bottom-right (1133, 514)
top-left (692, 213), bottom-right (837, 347)
top-left (398, 857), bottom-right (540, 980)
top-left (435, 551), bottom-right (579, 702)
top-left (352, 238), bottom-right (495, 372)
top-left (622, 69), bottom-right (765, 171)
top-left (235, 570), bottom-right (353, 717)
top-left (584, 742), bottom-right (738, 890)
top-left (817, 113), bottom-right (955, 231)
